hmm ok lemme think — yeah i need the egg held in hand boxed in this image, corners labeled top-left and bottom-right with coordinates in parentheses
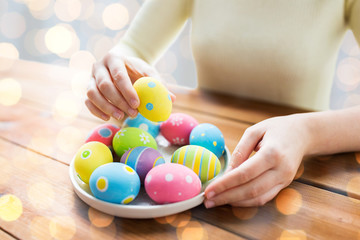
top-left (112, 127), bottom-right (157, 158)
top-left (74, 141), bottom-right (113, 184)
top-left (171, 145), bottom-right (221, 183)
top-left (120, 146), bottom-right (165, 184)
top-left (133, 77), bottom-right (172, 122)
top-left (190, 123), bottom-right (225, 158)
top-left (145, 163), bottom-right (202, 204)
top-left (89, 162), bottom-right (140, 204)
top-left (160, 113), bottom-right (198, 146)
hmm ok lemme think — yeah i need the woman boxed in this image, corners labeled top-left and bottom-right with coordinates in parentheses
top-left (85, 0), bottom-right (360, 208)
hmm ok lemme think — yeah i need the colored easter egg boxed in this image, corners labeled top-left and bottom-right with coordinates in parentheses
top-left (190, 123), bottom-right (225, 158)
top-left (85, 123), bottom-right (120, 149)
top-left (160, 113), bottom-right (198, 146)
top-left (74, 142), bottom-right (113, 184)
top-left (171, 145), bottom-right (221, 183)
top-left (123, 113), bottom-right (160, 138)
top-left (112, 127), bottom-right (157, 158)
top-left (145, 163), bottom-right (202, 204)
top-left (89, 162), bottom-right (140, 204)
top-left (133, 77), bottom-right (172, 122)
top-left (120, 146), bottom-right (165, 183)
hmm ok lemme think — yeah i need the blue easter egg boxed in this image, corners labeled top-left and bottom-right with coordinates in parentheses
top-left (89, 162), bottom-right (140, 204)
top-left (189, 123), bottom-right (225, 158)
top-left (123, 113), bottom-right (160, 138)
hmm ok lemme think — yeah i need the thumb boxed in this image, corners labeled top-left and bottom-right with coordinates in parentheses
top-left (227, 126), bottom-right (265, 173)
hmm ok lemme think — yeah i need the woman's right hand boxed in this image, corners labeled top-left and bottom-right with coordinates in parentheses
top-left (85, 47), bottom-right (164, 121)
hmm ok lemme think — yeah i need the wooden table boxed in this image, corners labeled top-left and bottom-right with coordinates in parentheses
top-left (1, 58), bottom-right (360, 240)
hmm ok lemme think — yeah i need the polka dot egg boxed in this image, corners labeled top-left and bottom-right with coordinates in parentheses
top-left (145, 163), bottom-right (202, 204)
top-left (89, 162), bottom-right (140, 204)
top-left (112, 127), bottom-right (157, 158)
top-left (133, 77), bottom-right (172, 122)
top-left (171, 145), bottom-right (221, 183)
top-left (190, 123), bottom-right (225, 158)
top-left (74, 142), bottom-right (113, 184)
top-left (160, 113), bottom-right (198, 146)
top-left (120, 146), bottom-right (165, 183)
top-left (123, 113), bottom-right (160, 138)
top-left (85, 123), bottom-right (120, 150)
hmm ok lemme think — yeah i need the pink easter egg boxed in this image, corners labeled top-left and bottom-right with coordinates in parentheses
top-left (160, 113), bottom-right (198, 146)
top-left (85, 123), bottom-right (120, 148)
top-left (144, 163), bottom-right (202, 204)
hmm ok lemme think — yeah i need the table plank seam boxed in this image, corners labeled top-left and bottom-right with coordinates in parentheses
top-left (0, 226), bottom-right (20, 240)
top-left (0, 135), bottom-right (69, 167)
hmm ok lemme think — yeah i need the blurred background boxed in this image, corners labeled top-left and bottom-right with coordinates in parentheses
top-left (1, 0), bottom-right (360, 110)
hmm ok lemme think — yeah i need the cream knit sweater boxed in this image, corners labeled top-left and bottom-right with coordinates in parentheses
top-left (118, 0), bottom-right (360, 111)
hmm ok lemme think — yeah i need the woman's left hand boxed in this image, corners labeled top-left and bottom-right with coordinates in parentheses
top-left (204, 114), bottom-right (311, 208)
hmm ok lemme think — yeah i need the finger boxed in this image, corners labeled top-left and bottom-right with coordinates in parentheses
top-left (87, 80), bottom-right (124, 120)
top-left (94, 67), bottom-right (137, 118)
top-left (205, 148), bottom-right (274, 199)
top-left (228, 126), bottom-right (265, 172)
top-left (107, 57), bottom-right (140, 109)
top-left (229, 184), bottom-right (284, 207)
top-left (85, 98), bottom-right (110, 121)
top-left (204, 169), bottom-right (278, 208)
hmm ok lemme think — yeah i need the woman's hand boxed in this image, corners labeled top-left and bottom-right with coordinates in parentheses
top-left (204, 114), bottom-right (311, 208)
top-left (85, 46), bottom-right (174, 121)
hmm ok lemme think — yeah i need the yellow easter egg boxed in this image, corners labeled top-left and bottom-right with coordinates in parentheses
top-left (74, 141), bottom-right (113, 184)
top-left (133, 77), bottom-right (172, 122)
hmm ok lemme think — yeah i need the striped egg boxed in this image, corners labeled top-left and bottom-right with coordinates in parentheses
top-left (171, 145), bottom-right (221, 183)
top-left (120, 146), bottom-right (165, 183)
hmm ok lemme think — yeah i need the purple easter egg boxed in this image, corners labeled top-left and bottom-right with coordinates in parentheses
top-left (120, 146), bottom-right (165, 183)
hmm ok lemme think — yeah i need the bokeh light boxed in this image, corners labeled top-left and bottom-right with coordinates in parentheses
top-left (27, 181), bottom-right (55, 210)
top-left (34, 29), bottom-right (51, 55)
top-left (71, 71), bottom-right (91, 98)
top-left (0, 42), bottom-right (19, 71)
top-left (0, 78), bottom-right (22, 106)
top-left (88, 207), bottom-right (114, 228)
top-left (86, 2), bottom-right (106, 30)
top-left (176, 221), bottom-right (208, 240)
top-left (232, 207), bottom-right (258, 220)
top-left (0, 194), bottom-right (23, 222)
top-left (49, 216), bottom-right (76, 240)
top-left (78, 0), bottom-right (95, 21)
top-left (28, 134), bottom-right (54, 157)
top-left (69, 50), bottom-right (96, 72)
top-left (90, 222), bottom-right (117, 240)
top-left (275, 188), bottom-right (302, 215)
top-left (30, 216), bottom-right (52, 240)
top-left (102, 3), bottom-right (129, 31)
top-left (341, 31), bottom-right (360, 56)
top-left (54, 0), bottom-right (81, 22)
top-left (279, 230), bottom-right (307, 240)
top-left (356, 152), bottom-right (360, 164)
top-left (336, 57), bottom-right (360, 92)
top-left (0, 12), bottom-right (26, 39)
top-left (155, 211), bottom-right (191, 227)
top-left (45, 24), bottom-right (74, 55)
top-left (294, 162), bottom-right (304, 180)
top-left (52, 91), bottom-right (82, 123)
top-left (28, 0), bottom-right (54, 20)
top-left (56, 126), bottom-right (84, 154)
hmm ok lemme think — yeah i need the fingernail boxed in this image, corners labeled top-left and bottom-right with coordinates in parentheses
top-left (130, 99), bottom-right (139, 108)
top-left (206, 191), bottom-right (216, 199)
top-left (101, 114), bottom-right (110, 121)
top-left (128, 108), bottom-right (137, 117)
top-left (113, 111), bottom-right (123, 120)
top-left (205, 200), bottom-right (215, 209)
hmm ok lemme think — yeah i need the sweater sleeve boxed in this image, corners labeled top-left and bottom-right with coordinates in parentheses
top-left (348, 0), bottom-right (360, 45)
top-left (117, 0), bottom-right (191, 65)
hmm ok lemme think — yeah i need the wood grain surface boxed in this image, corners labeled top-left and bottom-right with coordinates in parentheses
top-left (1, 58), bottom-right (360, 240)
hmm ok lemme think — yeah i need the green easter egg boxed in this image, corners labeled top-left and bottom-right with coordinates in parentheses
top-left (112, 127), bottom-right (157, 157)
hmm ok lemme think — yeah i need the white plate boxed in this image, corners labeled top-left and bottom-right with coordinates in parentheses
top-left (69, 136), bottom-right (230, 219)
